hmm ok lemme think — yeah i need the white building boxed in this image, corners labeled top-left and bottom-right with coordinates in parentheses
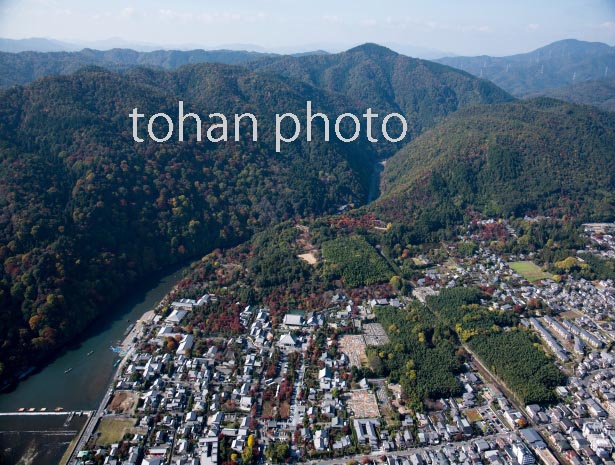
top-left (512, 442), bottom-right (535, 465)
top-left (176, 334), bottom-right (194, 355)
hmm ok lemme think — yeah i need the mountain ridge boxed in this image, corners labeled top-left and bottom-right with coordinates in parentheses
top-left (436, 39), bottom-right (615, 96)
top-left (525, 77), bottom-right (615, 112)
top-left (249, 43), bottom-right (513, 156)
top-left (0, 51), bottom-right (508, 381)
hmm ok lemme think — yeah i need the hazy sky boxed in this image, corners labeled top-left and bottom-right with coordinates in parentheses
top-left (0, 0), bottom-right (613, 56)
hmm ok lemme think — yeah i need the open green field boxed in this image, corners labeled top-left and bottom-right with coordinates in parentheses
top-left (465, 408), bottom-right (483, 423)
top-left (509, 261), bottom-right (550, 282)
top-left (94, 417), bottom-right (135, 444)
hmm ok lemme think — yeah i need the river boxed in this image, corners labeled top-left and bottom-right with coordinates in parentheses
top-left (0, 160), bottom-right (385, 464)
top-left (0, 265), bottom-right (187, 465)
top-left (367, 159), bottom-right (386, 204)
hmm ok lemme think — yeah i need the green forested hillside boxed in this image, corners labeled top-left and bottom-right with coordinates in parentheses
top-left (528, 78), bottom-right (615, 112)
top-left (321, 235), bottom-right (393, 287)
top-left (375, 98), bottom-right (615, 225)
top-left (251, 43), bottom-right (513, 155)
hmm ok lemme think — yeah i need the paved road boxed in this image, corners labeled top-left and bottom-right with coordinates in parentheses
top-left (289, 359), bottom-right (306, 427)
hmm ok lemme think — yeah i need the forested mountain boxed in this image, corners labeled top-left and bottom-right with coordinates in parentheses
top-left (0, 45), bottom-right (513, 381)
top-left (527, 78), bottom-right (615, 112)
top-left (250, 43), bottom-right (513, 155)
top-left (0, 44), bottom-right (513, 151)
top-left (375, 98), bottom-right (615, 227)
top-left (436, 39), bottom-right (615, 96)
top-left (0, 48), bottom-right (273, 88)
top-left (0, 63), bottom-right (373, 381)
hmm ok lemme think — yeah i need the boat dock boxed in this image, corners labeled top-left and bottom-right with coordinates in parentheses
top-left (0, 410), bottom-right (93, 416)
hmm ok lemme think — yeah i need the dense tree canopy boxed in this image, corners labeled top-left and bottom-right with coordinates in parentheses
top-left (469, 330), bottom-right (566, 404)
top-left (0, 64), bottom-right (371, 380)
top-left (377, 98), bottom-right (615, 224)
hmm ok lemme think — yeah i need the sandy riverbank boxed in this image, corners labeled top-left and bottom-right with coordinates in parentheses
top-left (119, 310), bottom-right (156, 349)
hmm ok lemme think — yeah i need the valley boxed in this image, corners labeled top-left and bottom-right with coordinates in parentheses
top-left (0, 32), bottom-right (613, 465)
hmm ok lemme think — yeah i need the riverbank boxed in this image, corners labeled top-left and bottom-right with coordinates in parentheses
top-left (0, 267), bottom-right (186, 414)
top-left (0, 266), bottom-right (188, 465)
top-left (119, 310), bottom-right (156, 350)
top-left (63, 288), bottom-right (181, 464)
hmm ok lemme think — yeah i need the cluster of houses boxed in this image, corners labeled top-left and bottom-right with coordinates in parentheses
top-left (402, 220), bottom-right (615, 465)
top-left (74, 287), bottom-right (552, 465)
top-left (73, 213), bottom-right (615, 465)
top-left (521, 378), bottom-right (615, 465)
top-left (545, 278), bottom-right (615, 321)
top-left (426, 227), bottom-right (615, 326)
top-left (584, 223), bottom-right (615, 260)
top-left (380, 434), bottom-right (540, 465)
top-left (416, 224), bottom-right (614, 368)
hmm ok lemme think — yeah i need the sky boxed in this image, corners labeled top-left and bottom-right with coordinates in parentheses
top-left (0, 0), bottom-right (613, 56)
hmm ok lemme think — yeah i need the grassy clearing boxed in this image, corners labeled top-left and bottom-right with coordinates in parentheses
top-left (560, 310), bottom-right (583, 319)
top-left (262, 400), bottom-right (274, 418)
top-left (509, 261), bottom-right (550, 282)
top-left (95, 417), bottom-right (135, 444)
top-left (279, 401), bottom-right (290, 419)
top-left (465, 408), bottom-right (483, 423)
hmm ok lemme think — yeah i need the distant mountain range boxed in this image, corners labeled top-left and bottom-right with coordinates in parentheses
top-left (0, 37), bottom-right (77, 53)
top-left (436, 39), bottom-right (615, 97)
top-left (3, 38), bottom-right (614, 114)
top-left (0, 48), bottom-right (274, 88)
top-left (0, 37), bottom-right (452, 58)
top-left (527, 78), bottom-right (615, 112)
top-left (0, 37), bottom-right (258, 53)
